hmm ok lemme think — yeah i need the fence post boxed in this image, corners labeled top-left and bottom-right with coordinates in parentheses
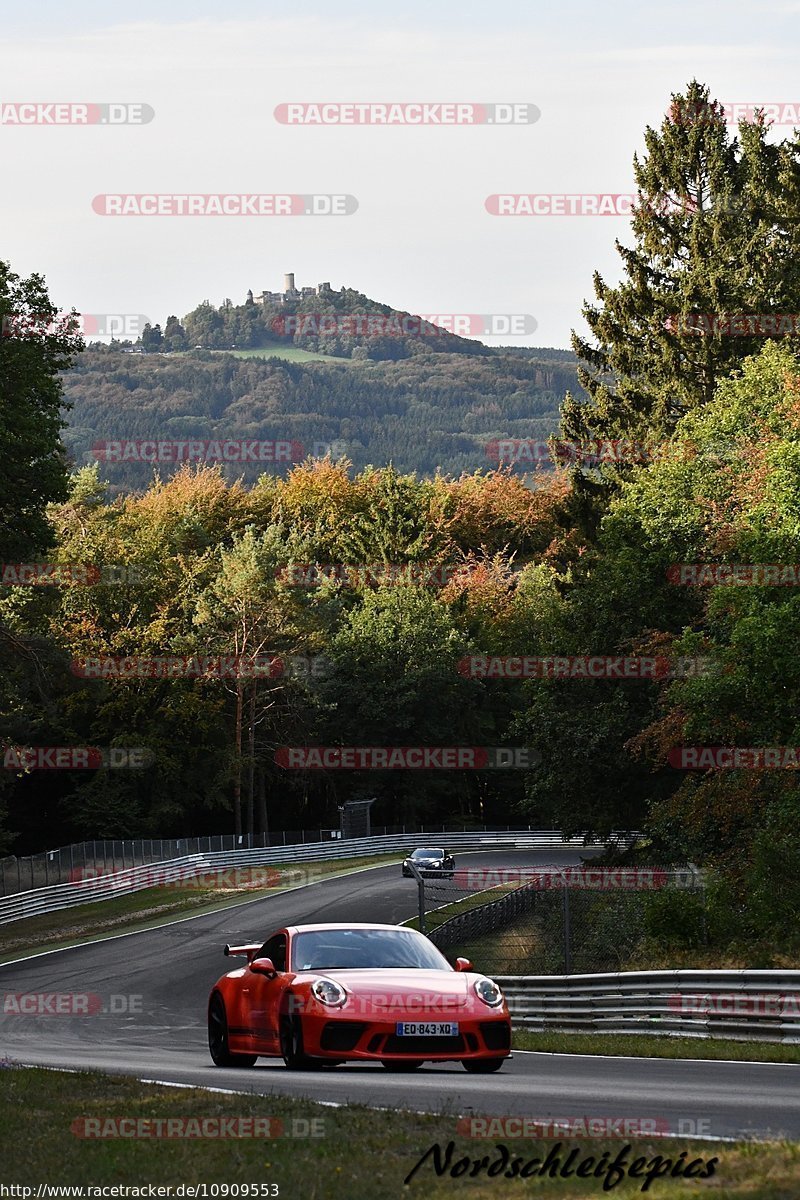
top-left (407, 859), bottom-right (426, 934)
top-left (562, 883), bottom-right (572, 974)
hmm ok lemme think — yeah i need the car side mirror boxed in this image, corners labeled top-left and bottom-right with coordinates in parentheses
top-left (249, 957), bottom-right (277, 978)
top-left (454, 957), bottom-right (473, 972)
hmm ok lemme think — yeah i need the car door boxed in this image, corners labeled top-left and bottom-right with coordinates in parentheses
top-left (240, 932), bottom-right (288, 1054)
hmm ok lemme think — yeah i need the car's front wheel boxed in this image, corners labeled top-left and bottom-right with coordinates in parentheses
top-left (279, 1015), bottom-right (317, 1070)
top-left (208, 994), bottom-right (257, 1068)
top-left (462, 1057), bottom-right (506, 1073)
top-left (381, 1059), bottom-right (424, 1071)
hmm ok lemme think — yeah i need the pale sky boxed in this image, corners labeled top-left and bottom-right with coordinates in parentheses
top-left (2, 0), bottom-right (799, 348)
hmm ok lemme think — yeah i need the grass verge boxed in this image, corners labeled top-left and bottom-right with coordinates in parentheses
top-left (211, 346), bottom-right (352, 363)
top-left (512, 1029), bottom-right (800, 1064)
top-left (404, 882), bottom-right (520, 935)
top-left (0, 1066), bottom-right (797, 1195)
top-left (0, 854), bottom-right (402, 962)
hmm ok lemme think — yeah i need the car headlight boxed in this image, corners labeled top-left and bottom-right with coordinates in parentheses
top-left (311, 978), bottom-right (347, 1006)
top-left (474, 978), bottom-right (504, 1007)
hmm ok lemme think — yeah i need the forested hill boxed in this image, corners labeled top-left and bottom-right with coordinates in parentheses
top-left (61, 345), bottom-right (580, 490)
top-left (172, 285), bottom-right (494, 358)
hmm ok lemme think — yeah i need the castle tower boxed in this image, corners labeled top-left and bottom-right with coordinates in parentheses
top-left (283, 273), bottom-right (296, 294)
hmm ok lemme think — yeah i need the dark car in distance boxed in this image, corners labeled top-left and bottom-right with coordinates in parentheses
top-left (402, 847), bottom-right (455, 878)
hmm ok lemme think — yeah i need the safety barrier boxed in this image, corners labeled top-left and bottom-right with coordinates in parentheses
top-left (497, 970), bottom-right (800, 1042)
top-left (0, 827), bottom-right (636, 896)
top-left (0, 830), bottom-right (625, 925)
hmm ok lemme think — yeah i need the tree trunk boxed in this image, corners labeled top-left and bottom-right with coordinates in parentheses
top-left (233, 681), bottom-right (243, 837)
top-left (246, 683), bottom-right (256, 837)
top-left (257, 765), bottom-right (268, 838)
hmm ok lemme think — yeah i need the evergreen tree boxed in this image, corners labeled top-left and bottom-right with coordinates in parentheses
top-left (562, 80), bottom-right (800, 504)
top-left (0, 260), bottom-right (83, 557)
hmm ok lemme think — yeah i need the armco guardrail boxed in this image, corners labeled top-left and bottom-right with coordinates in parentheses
top-left (0, 825), bottom-right (637, 895)
top-left (0, 831), bottom-right (625, 926)
top-left (497, 970), bottom-right (800, 1043)
top-left (429, 878), bottom-right (543, 949)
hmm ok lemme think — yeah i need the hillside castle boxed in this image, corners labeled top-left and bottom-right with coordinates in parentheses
top-left (246, 274), bottom-right (333, 306)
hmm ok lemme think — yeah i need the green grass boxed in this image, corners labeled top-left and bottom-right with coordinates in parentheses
top-left (1, 1066), bottom-right (797, 1195)
top-left (0, 854), bottom-right (402, 962)
top-left (404, 882), bottom-right (520, 934)
top-left (512, 1030), bottom-right (800, 1064)
top-left (212, 346), bottom-right (352, 363)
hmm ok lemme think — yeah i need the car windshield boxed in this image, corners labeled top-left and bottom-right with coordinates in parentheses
top-left (412, 848), bottom-right (443, 858)
top-left (292, 928), bottom-right (452, 971)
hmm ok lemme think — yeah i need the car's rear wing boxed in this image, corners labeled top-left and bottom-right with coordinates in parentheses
top-left (223, 943), bottom-right (261, 962)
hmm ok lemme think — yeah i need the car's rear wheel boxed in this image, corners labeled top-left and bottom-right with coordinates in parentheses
top-left (279, 1015), bottom-right (317, 1070)
top-left (380, 1059), bottom-right (424, 1071)
top-left (462, 1057), bottom-right (505, 1073)
top-left (208, 994), bottom-right (256, 1068)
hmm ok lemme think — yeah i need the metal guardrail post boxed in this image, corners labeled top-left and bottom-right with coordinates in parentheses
top-left (406, 858), bottom-right (426, 934)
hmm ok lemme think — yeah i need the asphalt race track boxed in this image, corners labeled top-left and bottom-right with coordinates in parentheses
top-left (1, 849), bottom-right (799, 1142)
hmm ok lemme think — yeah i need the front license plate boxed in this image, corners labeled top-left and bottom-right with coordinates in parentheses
top-left (395, 1022), bottom-right (459, 1037)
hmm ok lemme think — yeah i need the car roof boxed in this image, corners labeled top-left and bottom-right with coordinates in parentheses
top-left (284, 922), bottom-right (425, 935)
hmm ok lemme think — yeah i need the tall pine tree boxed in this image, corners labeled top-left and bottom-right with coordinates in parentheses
top-left (561, 80), bottom-right (800, 496)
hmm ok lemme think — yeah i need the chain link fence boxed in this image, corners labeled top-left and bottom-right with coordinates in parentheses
top-left (409, 862), bottom-right (706, 975)
top-left (0, 824), bottom-right (562, 896)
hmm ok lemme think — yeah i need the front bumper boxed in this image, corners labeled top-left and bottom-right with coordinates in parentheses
top-left (302, 1013), bottom-right (511, 1060)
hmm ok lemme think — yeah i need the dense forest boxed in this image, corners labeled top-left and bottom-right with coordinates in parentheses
top-left (61, 347), bottom-right (576, 487)
top-left (3, 81), bottom-right (800, 958)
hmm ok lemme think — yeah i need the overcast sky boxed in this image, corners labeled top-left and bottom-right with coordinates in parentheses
top-left (3, 0), bottom-right (799, 348)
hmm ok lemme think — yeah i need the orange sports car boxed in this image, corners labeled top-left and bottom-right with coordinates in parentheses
top-left (207, 921), bottom-right (511, 1072)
